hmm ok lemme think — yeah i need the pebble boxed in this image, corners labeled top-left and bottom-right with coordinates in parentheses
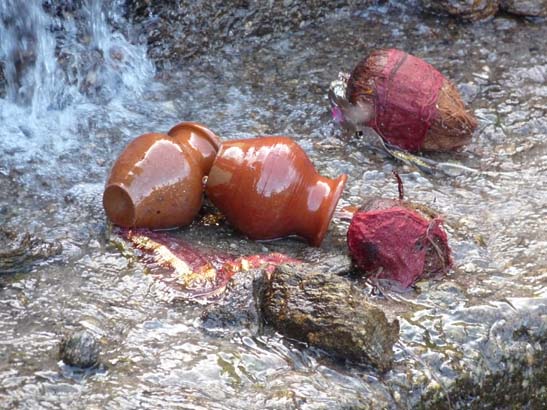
top-left (59, 329), bottom-right (101, 368)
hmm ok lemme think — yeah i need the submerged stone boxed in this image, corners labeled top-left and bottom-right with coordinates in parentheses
top-left (200, 268), bottom-right (263, 333)
top-left (259, 263), bottom-right (399, 371)
top-left (0, 227), bottom-right (62, 274)
top-left (308, 253), bottom-right (354, 276)
top-left (59, 330), bottom-right (101, 368)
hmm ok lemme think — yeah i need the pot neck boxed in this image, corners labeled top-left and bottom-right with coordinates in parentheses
top-left (294, 173), bottom-right (347, 247)
top-left (167, 122), bottom-right (221, 174)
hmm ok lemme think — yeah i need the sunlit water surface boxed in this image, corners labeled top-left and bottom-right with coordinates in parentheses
top-left (1, 1), bottom-right (546, 408)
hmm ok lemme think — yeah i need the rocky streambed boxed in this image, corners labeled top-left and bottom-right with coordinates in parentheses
top-left (1, 1), bottom-right (546, 409)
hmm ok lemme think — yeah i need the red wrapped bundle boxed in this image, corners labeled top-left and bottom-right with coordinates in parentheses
top-left (347, 199), bottom-right (452, 288)
top-left (330, 48), bottom-right (477, 152)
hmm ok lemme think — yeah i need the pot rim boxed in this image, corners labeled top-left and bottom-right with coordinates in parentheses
top-left (310, 173), bottom-right (348, 247)
top-left (168, 121), bottom-right (222, 152)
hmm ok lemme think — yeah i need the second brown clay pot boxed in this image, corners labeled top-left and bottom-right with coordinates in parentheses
top-left (103, 122), bottom-right (221, 229)
top-left (205, 136), bottom-right (348, 246)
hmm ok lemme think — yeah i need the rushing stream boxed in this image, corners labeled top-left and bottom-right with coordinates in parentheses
top-left (1, 0), bottom-right (546, 408)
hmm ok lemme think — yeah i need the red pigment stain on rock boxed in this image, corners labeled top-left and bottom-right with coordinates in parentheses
top-left (118, 228), bottom-right (299, 298)
top-left (347, 206), bottom-right (452, 288)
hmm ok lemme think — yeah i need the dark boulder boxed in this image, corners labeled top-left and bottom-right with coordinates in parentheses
top-left (259, 263), bottom-right (399, 371)
top-left (200, 255), bottom-right (351, 333)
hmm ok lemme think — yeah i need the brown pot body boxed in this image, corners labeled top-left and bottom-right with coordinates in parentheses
top-left (103, 122), bottom-right (220, 229)
top-left (205, 136), bottom-right (347, 246)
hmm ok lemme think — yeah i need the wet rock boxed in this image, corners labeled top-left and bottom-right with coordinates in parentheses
top-left (200, 255), bottom-right (351, 332)
top-left (0, 227), bottom-right (62, 274)
top-left (127, 0), bottom-right (376, 67)
top-left (200, 269), bottom-right (262, 333)
top-left (59, 330), bottom-right (101, 368)
top-left (500, 0), bottom-right (547, 16)
top-left (259, 263), bottom-right (399, 371)
top-left (417, 305), bottom-right (547, 409)
top-left (420, 0), bottom-right (500, 20)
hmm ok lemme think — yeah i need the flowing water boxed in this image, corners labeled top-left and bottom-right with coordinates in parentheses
top-left (0, 1), bottom-right (546, 408)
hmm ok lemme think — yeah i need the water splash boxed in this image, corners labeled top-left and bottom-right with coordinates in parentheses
top-left (0, 0), bottom-right (67, 112)
top-left (0, 0), bottom-right (154, 117)
top-left (0, 0), bottom-right (156, 182)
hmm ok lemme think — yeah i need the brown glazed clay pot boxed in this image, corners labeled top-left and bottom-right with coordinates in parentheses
top-left (103, 122), bottom-right (221, 229)
top-left (205, 136), bottom-right (348, 246)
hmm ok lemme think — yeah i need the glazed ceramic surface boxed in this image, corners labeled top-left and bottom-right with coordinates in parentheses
top-left (168, 121), bottom-right (221, 173)
top-left (103, 123), bottom-right (220, 229)
top-left (205, 136), bottom-right (347, 246)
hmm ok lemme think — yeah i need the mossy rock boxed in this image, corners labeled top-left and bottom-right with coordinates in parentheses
top-left (259, 263), bottom-right (399, 371)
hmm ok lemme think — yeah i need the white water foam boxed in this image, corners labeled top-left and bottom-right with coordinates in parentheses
top-left (0, 0), bottom-right (155, 163)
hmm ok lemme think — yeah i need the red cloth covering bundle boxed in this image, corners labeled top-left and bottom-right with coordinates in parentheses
top-left (347, 199), bottom-right (452, 288)
top-left (346, 48), bottom-right (477, 152)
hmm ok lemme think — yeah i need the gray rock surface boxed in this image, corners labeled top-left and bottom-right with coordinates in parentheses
top-left (0, 63), bottom-right (5, 98)
top-left (127, 0), bottom-right (376, 67)
top-left (0, 227), bottom-right (62, 274)
top-left (421, 0), bottom-right (547, 19)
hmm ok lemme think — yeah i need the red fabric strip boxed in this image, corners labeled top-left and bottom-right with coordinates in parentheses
top-left (370, 49), bottom-right (445, 151)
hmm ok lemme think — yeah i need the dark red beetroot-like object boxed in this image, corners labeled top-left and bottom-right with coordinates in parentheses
top-left (345, 48), bottom-right (477, 152)
top-left (347, 198), bottom-right (452, 288)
